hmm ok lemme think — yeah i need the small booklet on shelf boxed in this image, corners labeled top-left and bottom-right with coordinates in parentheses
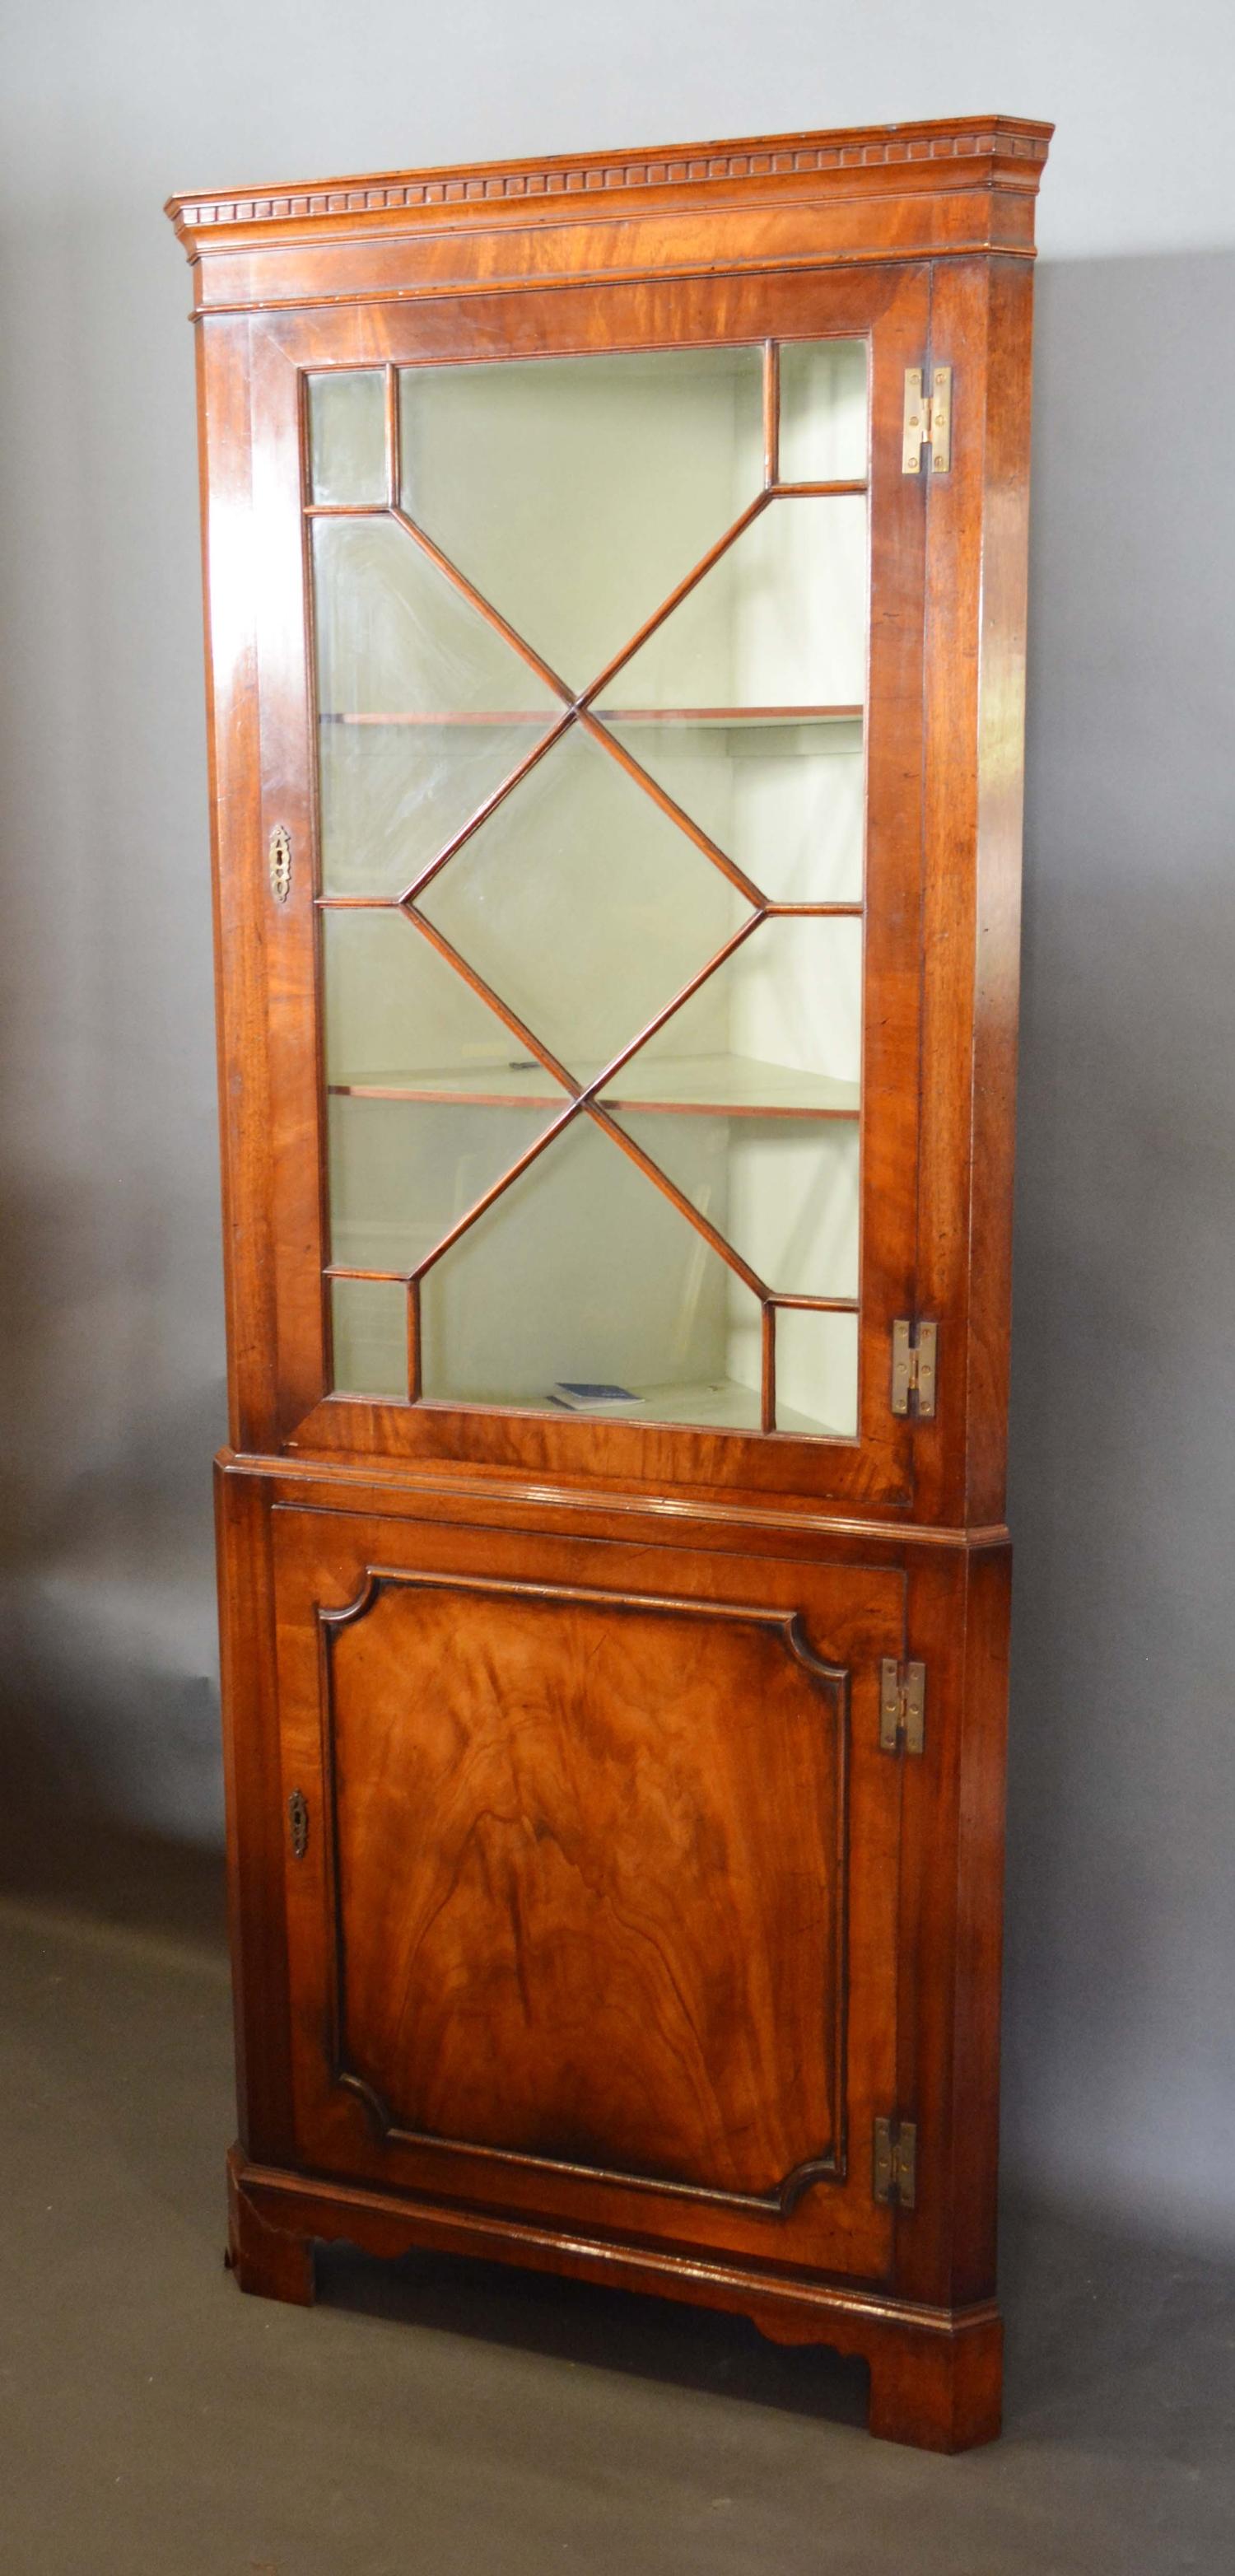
top-left (548, 1382), bottom-right (645, 1413)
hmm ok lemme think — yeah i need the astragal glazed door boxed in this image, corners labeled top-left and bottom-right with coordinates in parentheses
top-left (253, 264), bottom-right (931, 1506)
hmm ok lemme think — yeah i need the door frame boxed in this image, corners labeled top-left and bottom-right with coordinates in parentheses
top-left (221, 260), bottom-right (932, 1506)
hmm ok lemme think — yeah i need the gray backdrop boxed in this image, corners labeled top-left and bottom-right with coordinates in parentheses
top-left (2, 2), bottom-right (1233, 2252)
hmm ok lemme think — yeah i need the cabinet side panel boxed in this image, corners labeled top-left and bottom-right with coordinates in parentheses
top-left (215, 1462), bottom-right (296, 2161)
top-left (893, 1544), bottom-right (1009, 2307)
top-left (967, 262), bottom-right (1034, 1523)
top-left (198, 315), bottom-right (280, 1453)
top-left (913, 258), bottom-right (1032, 1528)
top-left (948, 1544), bottom-right (1010, 2300)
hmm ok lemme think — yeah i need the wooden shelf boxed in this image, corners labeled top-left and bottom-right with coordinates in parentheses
top-left (319, 705), bottom-right (864, 728)
top-left (403, 1375), bottom-right (846, 1437)
top-left (320, 710), bottom-right (557, 726)
top-left (624, 1376), bottom-right (846, 1436)
top-left (594, 706), bottom-right (864, 726)
top-left (603, 1054), bottom-right (860, 1115)
top-left (328, 1055), bottom-right (860, 1118)
top-left (329, 1067), bottom-right (569, 1109)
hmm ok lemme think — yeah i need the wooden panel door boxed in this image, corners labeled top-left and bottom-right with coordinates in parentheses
top-left (236, 259), bottom-right (931, 1510)
top-left (273, 1505), bottom-right (907, 2282)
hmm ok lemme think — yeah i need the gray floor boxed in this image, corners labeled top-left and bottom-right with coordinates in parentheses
top-left (2, 1865), bottom-right (1233, 2576)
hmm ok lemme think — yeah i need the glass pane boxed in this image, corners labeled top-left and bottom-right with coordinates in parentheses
top-left (314, 514), bottom-right (562, 895)
top-left (400, 348), bottom-right (764, 685)
top-left (613, 1113), bottom-right (859, 1298)
top-left (597, 497), bottom-right (866, 713)
top-left (331, 1277), bottom-right (407, 1399)
top-left (313, 516), bottom-right (562, 721)
top-left (417, 728), bottom-right (750, 1079)
top-left (778, 340), bottom-right (868, 483)
top-left (309, 371), bottom-right (386, 506)
top-left (605, 917), bottom-right (862, 1112)
top-left (601, 713), bottom-right (864, 903)
top-left (313, 343), bottom-right (877, 1440)
top-left (323, 909), bottom-right (576, 1094)
top-left (421, 1115), bottom-right (762, 1428)
top-left (774, 1308), bottom-right (858, 1438)
top-left (319, 716), bottom-right (559, 899)
top-left (329, 1095), bottom-right (563, 1273)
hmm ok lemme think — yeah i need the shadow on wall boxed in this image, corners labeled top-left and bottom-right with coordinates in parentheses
top-left (0, 180), bottom-right (226, 1885)
top-left (0, 1349), bottom-right (225, 1944)
top-left (1004, 250), bottom-right (1235, 2249)
top-left (0, 1162), bottom-right (224, 1845)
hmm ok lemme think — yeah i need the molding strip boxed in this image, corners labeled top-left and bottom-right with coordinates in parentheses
top-left (167, 117), bottom-right (1052, 236)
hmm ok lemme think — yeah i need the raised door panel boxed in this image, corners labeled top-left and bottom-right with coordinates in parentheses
top-left (324, 1581), bottom-right (844, 2202)
top-left (235, 260), bottom-right (929, 1507)
top-left (273, 1505), bottom-right (905, 2280)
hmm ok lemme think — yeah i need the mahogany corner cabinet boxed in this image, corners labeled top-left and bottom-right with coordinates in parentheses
top-left (167, 110), bottom-right (1051, 2453)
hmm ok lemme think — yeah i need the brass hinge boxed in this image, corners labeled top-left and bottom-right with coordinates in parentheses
top-left (879, 1658), bottom-right (926, 1756)
top-left (873, 2116), bottom-right (918, 2208)
top-left (902, 366), bottom-right (952, 474)
top-left (287, 1789), bottom-right (309, 1860)
top-left (891, 1318), bottom-right (938, 1418)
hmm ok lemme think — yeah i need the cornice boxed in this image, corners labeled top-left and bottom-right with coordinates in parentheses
top-left (166, 114), bottom-right (1051, 241)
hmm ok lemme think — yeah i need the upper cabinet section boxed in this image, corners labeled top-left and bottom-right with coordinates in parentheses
top-left (165, 115), bottom-right (1051, 315)
top-left (171, 121), bottom-right (1049, 1525)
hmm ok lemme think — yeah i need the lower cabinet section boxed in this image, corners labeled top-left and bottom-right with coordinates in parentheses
top-left (218, 1461), bottom-right (1009, 2451)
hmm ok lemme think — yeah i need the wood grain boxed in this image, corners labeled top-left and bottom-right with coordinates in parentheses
top-left (230, 260), bottom-right (930, 1510)
top-left (322, 1575), bottom-right (846, 2204)
top-left (165, 117), bottom-right (1051, 323)
top-left (226, 2144), bottom-right (1002, 2450)
top-left (169, 117), bottom-right (1051, 236)
top-left (272, 1501), bottom-right (902, 2281)
top-left (179, 115), bottom-right (1050, 2452)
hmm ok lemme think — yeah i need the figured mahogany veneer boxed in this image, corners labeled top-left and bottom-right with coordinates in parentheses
top-left (317, 1575), bottom-right (849, 2205)
top-left (175, 113), bottom-right (1049, 2452)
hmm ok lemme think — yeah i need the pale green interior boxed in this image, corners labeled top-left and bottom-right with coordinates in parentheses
top-left (310, 340), bottom-right (869, 1436)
